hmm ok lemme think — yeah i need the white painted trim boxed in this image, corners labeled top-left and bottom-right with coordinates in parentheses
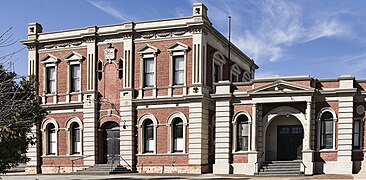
top-left (166, 112), bottom-right (188, 154)
top-left (212, 51), bottom-right (226, 84)
top-left (232, 111), bottom-right (252, 152)
top-left (138, 44), bottom-right (159, 98)
top-left (138, 114), bottom-right (158, 154)
top-left (230, 64), bottom-right (240, 82)
top-left (262, 106), bottom-right (306, 161)
top-left (316, 108), bottom-right (337, 151)
top-left (65, 117), bottom-right (83, 156)
top-left (41, 118), bottom-right (59, 156)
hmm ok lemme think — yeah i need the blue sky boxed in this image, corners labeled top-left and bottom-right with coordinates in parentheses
top-left (1, 0), bottom-right (366, 79)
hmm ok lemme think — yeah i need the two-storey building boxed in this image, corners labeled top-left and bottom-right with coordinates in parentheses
top-left (21, 3), bottom-right (366, 176)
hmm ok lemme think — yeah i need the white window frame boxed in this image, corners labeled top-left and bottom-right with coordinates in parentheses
top-left (230, 64), bottom-right (241, 82)
top-left (66, 117), bottom-right (83, 155)
top-left (317, 108), bottom-right (337, 151)
top-left (137, 44), bottom-right (159, 98)
top-left (64, 52), bottom-right (83, 102)
top-left (167, 42), bottom-right (189, 96)
top-left (138, 114), bottom-right (158, 154)
top-left (40, 54), bottom-right (59, 104)
top-left (41, 118), bottom-right (59, 156)
top-left (167, 112), bottom-right (188, 154)
top-left (242, 71), bottom-right (251, 82)
top-left (212, 51), bottom-right (226, 84)
top-left (232, 112), bottom-right (252, 153)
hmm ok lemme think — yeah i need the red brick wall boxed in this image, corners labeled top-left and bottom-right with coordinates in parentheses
top-left (232, 154), bottom-right (248, 163)
top-left (38, 49), bottom-right (87, 102)
top-left (136, 107), bottom-right (189, 166)
top-left (41, 113), bottom-right (84, 165)
top-left (314, 151), bottom-right (337, 162)
top-left (134, 39), bottom-right (193, 89)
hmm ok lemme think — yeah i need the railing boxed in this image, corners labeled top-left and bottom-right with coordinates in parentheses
top-left (300, 161), bottom-right (307, 175)
top-left (254, 151), bottom-right (264, 175)
top-left (110, 155), bottom-right (133, 172)
top-left (71, 155), bottom-right (93, 173)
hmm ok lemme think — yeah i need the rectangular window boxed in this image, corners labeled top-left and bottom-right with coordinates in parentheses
top-left (144, 58), bottom-right (154, 87)
top-left (353, 120), bottom-right (361, 149)
top-left (321, 120), bottom-right (333, 149)
top-left (70, 65), bottom-right (80, 92)
top-left (173, 123), bottom-right (184, 152)
top-left (213, 63), bottom-right (220, 83)
top-left (46, 67), bottom-right (56, 93)
top-left (237, 123), bottom-right (249, 151)
top-left (173, 56), bottom-right (184, 85)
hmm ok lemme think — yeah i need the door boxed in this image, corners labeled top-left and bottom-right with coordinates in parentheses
top-left (277, 125), bottom-right (303, 160)
top-left (103, 122), bottom-right (120, 164)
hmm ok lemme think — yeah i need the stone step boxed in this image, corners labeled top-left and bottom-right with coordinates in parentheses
top-left (73, 164), bottom-right (132, 175)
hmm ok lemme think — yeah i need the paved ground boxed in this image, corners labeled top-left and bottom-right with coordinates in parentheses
top-left (0, 173), bottom-right (358, 180)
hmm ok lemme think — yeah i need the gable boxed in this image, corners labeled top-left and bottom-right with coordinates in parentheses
top-left (167, 42), bottom-right (189, 52)
top-left (249, 80), bottom-right (314, 94)
top-left (64, 51), bottom-right (83, 61)
top-left (137, 44), bottom-right (159, 54)
top-left (40, 54), bottom-right (59, 64)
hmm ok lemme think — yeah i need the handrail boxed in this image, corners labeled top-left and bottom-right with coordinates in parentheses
top-left (110, 155), bottom-right (133, 172)
top-left (254, 151), bottom-right (264, 174)
top-left (71, 155), bottom-right (93, 172)
top-left (299, 161), bottom-right (307, 175)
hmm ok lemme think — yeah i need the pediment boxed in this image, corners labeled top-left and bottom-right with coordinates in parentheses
top-left (40, 54), bottom-right (59, 64)
top-left (167, 42), bottom-right (189, 52)
top-left (63, 51), bottom-right (84, 61)
top-left (249, 80), bottom-right (314, 94)
top-left (137, 44), bottom-right (159, 54)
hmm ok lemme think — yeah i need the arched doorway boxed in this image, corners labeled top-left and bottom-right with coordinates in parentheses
top-left (265, 115), bottom-right (304, 161)
top-left (101, 121), bottom-right (120, 164)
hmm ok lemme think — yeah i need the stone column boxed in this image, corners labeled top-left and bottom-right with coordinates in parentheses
top-left (25, 22), bottom-right (42, 174)
top-left (212, 81), bottom-right (231, 174)
top-left (251, 104), bottom-right (257, 151)
top-left (119, 30), bottom-right (135, 171)
top-left (188, 99), bottom-right (210, 173)
top-left (302, 101), bottom-right (314, 175)
top-left (83, 31), bottom-right (98, 166)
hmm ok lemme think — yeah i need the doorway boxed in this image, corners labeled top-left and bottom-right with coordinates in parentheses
top-left (277, 125), bottom-right (303, 160)
top-left (102, 122), bottom-right (120, 164)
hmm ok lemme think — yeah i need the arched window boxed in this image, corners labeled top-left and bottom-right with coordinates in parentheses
top-left (237, 115), bottom-right (249, 151)
top-left (71, 123), bottom-right (81, 154)
top-left (144, 119), bottom-right (154, 153)
top-left (97, 60), bottom-right (103, 81)
top-left (321, 112), bottom-right (334, 149)
top-left (47, 124), bottom-right (57, 155)
top-left (172, 118), bottom-right (184, 152)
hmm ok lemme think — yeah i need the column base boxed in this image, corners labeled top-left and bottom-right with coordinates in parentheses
top-left (302, 150), bottom-right (313, 175)
top-left (213, 163), bottom-right (231, 174)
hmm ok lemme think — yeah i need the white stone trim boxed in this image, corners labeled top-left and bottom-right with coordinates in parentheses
top-left (212, 51), bottom-right (226, 84)
top-left (41, 54), bottom-right (59, 104)
top-left (138, 114), bottom-right (158, 154)
top-left (230, 64), bottom-right (240, 82)
top-left (262, 106), bottom-right (307, 161)
top-left (41, 118), bottom-right (59, 156)
top-left (167, 42), bottom-right (189, 96)
top-left (166, 112), bottom-right (188, 154)
top-left (232, 111), bottom-right (252, 153)
top-left (138, 44), bottom-right (159, 98)
top-left (65, 52), bottom-right (83, 102)
top-left (316, 108), bottom-right (337, 151)
top-left (65, 117), bottom-right (83, 156)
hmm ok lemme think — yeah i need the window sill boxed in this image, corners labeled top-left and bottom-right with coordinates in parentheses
top-left (318, 149), bottom-right (337, 152)
top-left (232, 151), bottom-right (251, 154)
top-left (136, 153), bottom-right (187, 156)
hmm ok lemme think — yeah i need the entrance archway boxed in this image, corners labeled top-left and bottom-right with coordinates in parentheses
top-left (262, 106), bottom-right (306, 161)
top-left (265, 115), bottom-right (303, 161)
top-left (101, 121), bottom-right (120, 164)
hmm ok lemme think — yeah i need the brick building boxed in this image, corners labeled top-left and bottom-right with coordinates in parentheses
top-left (21, 3), bottom-right (366, 176)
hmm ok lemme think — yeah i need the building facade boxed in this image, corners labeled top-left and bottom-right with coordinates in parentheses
top-left (21, 3), bottom-right (365, 175)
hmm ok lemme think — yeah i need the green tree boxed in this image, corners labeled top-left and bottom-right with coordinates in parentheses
top-left (0, 28), bottom-right (47, 173)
